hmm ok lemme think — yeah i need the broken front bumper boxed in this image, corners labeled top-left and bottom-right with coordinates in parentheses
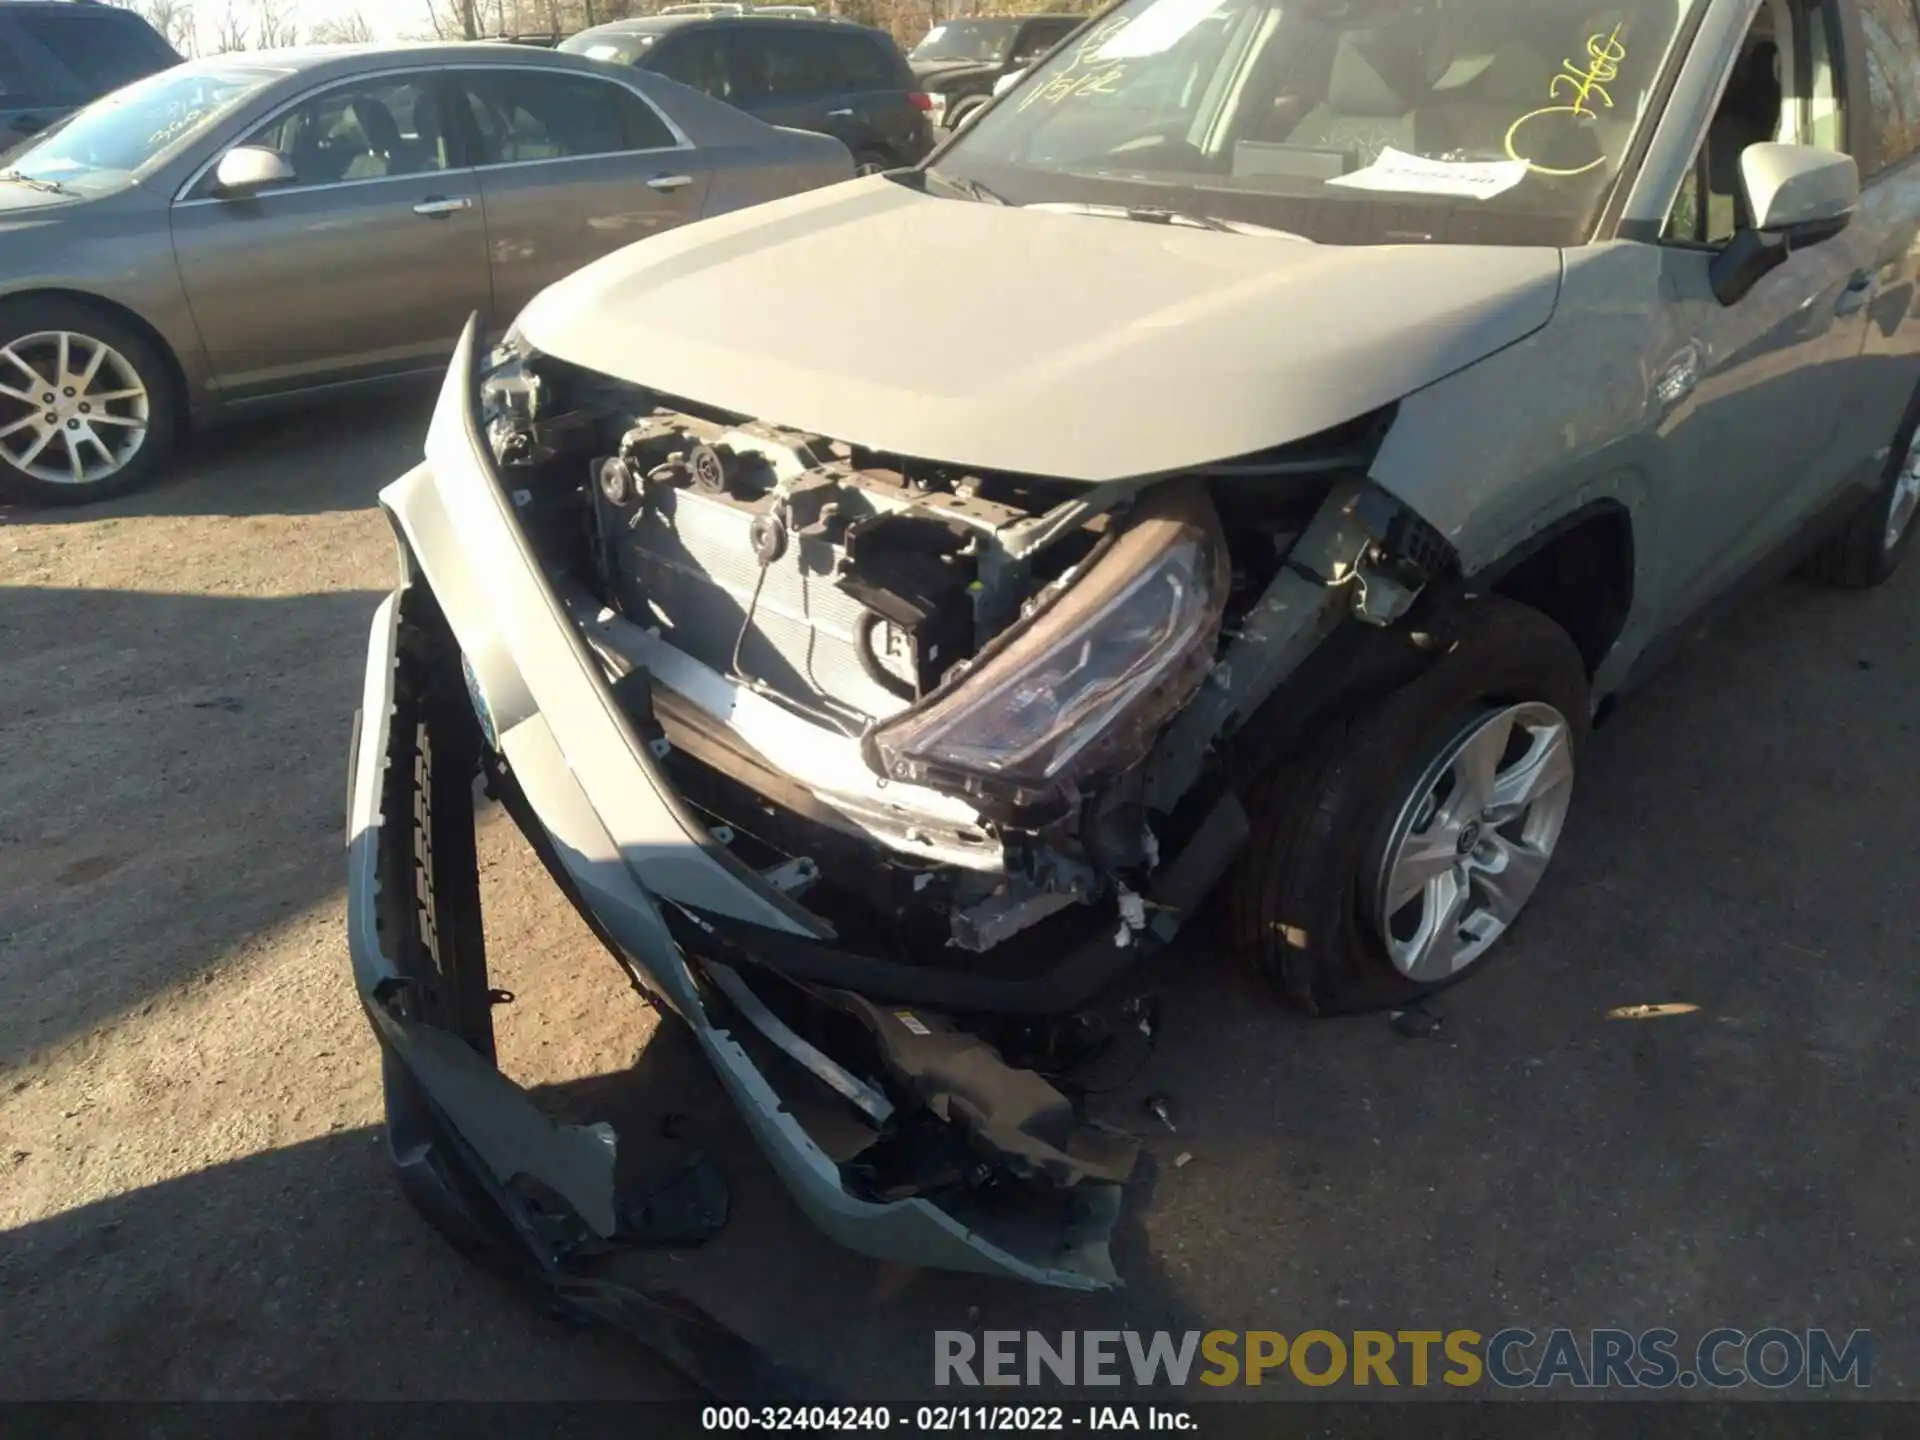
top-left (345, 320), bottom-right (1126, 1292)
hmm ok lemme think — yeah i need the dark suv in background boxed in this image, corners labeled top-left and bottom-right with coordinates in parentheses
top-left (906, 12), bottom-right (1081, 131)
top-left (561, 15), bottom-right (934, 172)
top-left (0, 0), bottom-right (180, 146)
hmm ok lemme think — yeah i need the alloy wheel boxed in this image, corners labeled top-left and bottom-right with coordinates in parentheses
top-left (0, 331), bottom-right (150, 487)
top-left (1370, 701), bottom-right (1575, 982)
top-left (1885, 429), bottom-right (1920, 551)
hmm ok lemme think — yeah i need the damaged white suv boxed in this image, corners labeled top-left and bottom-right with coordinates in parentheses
top-left (345, 0), bottom-right (1920, 1362)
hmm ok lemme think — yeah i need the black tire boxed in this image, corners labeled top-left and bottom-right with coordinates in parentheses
top-left (1227, 595), bottom-right (1590, 1015)
top-left (1801, 381), bottom-right (1920, 589)
top-left (0, 296), bottom-right (179, 508)
top-left (852, 148), bottom-right (897, 176)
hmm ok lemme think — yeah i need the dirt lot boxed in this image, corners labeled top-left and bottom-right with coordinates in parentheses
top-left (1, 391), bottom-right (1915, 1401)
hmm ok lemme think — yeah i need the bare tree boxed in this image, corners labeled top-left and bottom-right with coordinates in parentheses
top-left (254, 0), bottom-right (302, 48)
top-left (210, 4), bottom-right (250, 52)
top-left (310, 10), bottom-right (377, 44)
top-left (105, 0), bottom-right (199, 56)
top-left (422, 0), bottom-right (483, 40)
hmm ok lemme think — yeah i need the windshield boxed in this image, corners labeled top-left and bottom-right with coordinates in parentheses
top-left (912, 20), bottom-right (1019, 64)
top-left (935, 0), bottom-right (1700, 245)
top-left (5, 65), bottom-right (281, 197)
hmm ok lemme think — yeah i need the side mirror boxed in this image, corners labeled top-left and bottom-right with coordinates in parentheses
top-left (213, 145), bottom-right (296, 197)
top-left (1743, 141), bottom-right (1858, 238)
top-left (1709, 142), bottom-right (1858, 306)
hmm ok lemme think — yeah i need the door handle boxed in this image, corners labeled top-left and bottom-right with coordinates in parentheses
top-left (412, 195), bottom-right (473, 217)
top-left (826, 108), bottom-right (855, 118)
top-left (1835, 269), bottom-right (1875, 316)
top-left (647, 174), bottom-right (694, 192)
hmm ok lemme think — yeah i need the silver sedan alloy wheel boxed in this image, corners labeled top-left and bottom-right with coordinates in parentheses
top-left (0, 331), bottom-right (150, 487)
top-left (1370, 701), bottom-right (1575, 982)
top-left (1885, 427), bottom-right (1920, 551)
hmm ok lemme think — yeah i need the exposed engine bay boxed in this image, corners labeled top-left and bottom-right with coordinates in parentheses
top-left (481, 340), bottom-right (1447, 977)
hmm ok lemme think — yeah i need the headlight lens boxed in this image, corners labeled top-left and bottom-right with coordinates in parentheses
top-left (870, 481), bottom-right (1228, 811)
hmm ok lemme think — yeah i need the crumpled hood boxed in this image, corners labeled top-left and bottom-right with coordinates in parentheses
top-left (516, 176), bottom-right (1563, 481)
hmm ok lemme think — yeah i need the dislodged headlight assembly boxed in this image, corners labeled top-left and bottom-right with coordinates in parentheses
top-left (868, 480), bottom-right (1229, 813)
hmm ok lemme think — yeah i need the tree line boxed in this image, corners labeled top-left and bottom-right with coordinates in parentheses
top-left (112, 0), bottom-right (1106, 54)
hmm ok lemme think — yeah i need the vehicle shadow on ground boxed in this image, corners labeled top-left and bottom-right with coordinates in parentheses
top-left (0, 383), bottom-right (433, 527)
top-left (0, 1019), bottom-right (1213, 1402)
top-left (1094, 560), bottom-right (1920, 1363)
top-left (0, 585), bottom-right (383, 1071)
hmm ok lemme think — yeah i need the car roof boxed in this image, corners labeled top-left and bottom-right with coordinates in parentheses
top-left (575, 14), bottom-right (875, 36)
top-left (166, 40), bottom-right (639, 81)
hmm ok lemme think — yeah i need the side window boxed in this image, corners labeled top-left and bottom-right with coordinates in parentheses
top-left (651, 32), bottom-right (735, 99)
top-left (463, 71), bottom-right (630, 164)
top-left (241, 77), bottom-right (449, 188)
top-left (744, 31), bottom-right (838, 98)
top-left (12, 13), bottom-right (171, 96)
top-left (828, 33), bottom-right (898, 89)
top-left (0, 29), bottom-right (74, 110)
top-left (1662, 1), bottom-right (1844, 246)
top-left (1856, 0), bottom-right (1920, 174)
top-left (615, 88), bottom-right (678, 150)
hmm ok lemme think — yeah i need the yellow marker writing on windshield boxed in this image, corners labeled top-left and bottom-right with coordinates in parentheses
top-left (1504, 24), bottom-right (1627, 176)
top-left (1019, 17), bottom-right (1132, 109)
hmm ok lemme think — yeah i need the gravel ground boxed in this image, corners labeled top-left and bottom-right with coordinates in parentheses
top-left (1, 392), bottom-right (1914, 1401)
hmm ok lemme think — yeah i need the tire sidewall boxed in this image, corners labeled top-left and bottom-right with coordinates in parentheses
top-left (0, 298), bottom-right (177, 507)
top-left (1247, 600), bottom-right (1590, 1014)
top-left (1869, 392), bottom-right (1920, 581)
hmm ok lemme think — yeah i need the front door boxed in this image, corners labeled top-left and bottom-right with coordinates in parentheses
top-left (170, 71), bottom-right (491, 400)
top-left (1823, 0), bottom-right (1920, 510)
top-left (1643, 0), bottom-right (1874, 621)
top-left (455, 66), bottom-right (708, 322)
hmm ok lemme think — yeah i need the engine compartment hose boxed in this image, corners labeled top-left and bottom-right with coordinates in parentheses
top-left (855, 609), bottom-right (919, 703)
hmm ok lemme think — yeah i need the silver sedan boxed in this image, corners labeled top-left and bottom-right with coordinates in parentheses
top-left (0, 43), bottom-right (851, 505)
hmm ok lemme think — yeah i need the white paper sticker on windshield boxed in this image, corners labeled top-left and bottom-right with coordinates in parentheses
top-left (1093, 0), bottom-right (1224, 60)
top-left (922, 24), bottom-right (947, 43)
top-left (1326, 147), bottom-right (1528, 201)
top-left (584, 42), bottom-right (624, 59)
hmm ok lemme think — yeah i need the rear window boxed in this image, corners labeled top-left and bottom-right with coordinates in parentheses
top-left (13, 11), bottom-right (173, 97)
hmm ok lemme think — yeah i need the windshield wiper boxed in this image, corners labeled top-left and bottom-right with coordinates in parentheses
top-left (0, 169), bottom-right (72, 196)
top-left (924, 168), bottom-right (1009, 206)
top-left (1023, 200), bottom-right (1312, 241)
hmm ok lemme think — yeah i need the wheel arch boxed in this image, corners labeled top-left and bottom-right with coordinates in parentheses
top-left (0, 287), bottom-right (192, 440)
top-left (1472, 501), bottom-right (1636, 679)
